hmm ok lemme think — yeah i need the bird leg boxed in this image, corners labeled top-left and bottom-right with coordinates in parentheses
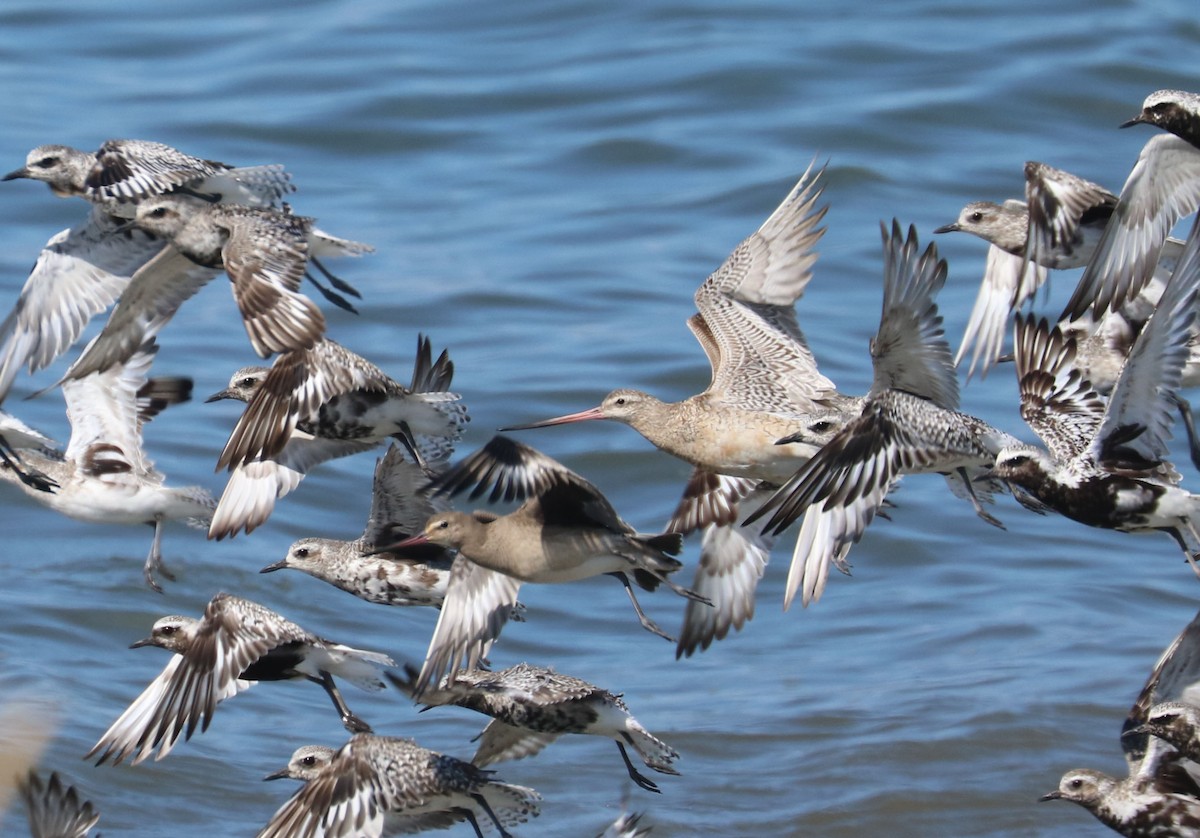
top-left (954, 467), bottom-right (1005, 530)
top-left (303, 269), bottom-right (360, 314)
top-left (468, 792), bottom-right (513, 838)
top-left (1172, 521), bottom-right (1200, 579)
top-left (609, 573), bottom-right (674, 642)
top-left (311, 671), bottom-right (373, 733)
top-left (310, 256), bottom-right (364, 298)
top-left (1169, 392), bottom-right (1200, 472)
top-left (459, 810), bottom-right (487, 838)
top-left (305, 256), bottom-right (363, 313)
top-left (391, 420), bottom-right (429, 473)
top-left (615, 741), bottom-right (662, 793)
top-left (660, 575), bottom-right (712, 606)
top-left (143, 519), bottom-right (175, 593)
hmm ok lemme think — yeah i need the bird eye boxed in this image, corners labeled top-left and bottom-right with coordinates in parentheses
top-left (35, 156), bottom-right (59, 169)
top-left (301, 755), bottom-right (316, 766)
top-left (294, 547), bottom-right (309, 558)
top-left (810, 420), bottom-right (832, 433)
top-left (969, 211), bottom-right (983, 222)
top-left (437, 520), bottom-right (449, 530)
top-left (239, 377), bottom-right (256, 387)
top-left (615, 397), bottom-right (626, 405)
top-left (1067, 778), bottom-right (1083, 790)
top-left (161, 625), bottom-right (176, 635)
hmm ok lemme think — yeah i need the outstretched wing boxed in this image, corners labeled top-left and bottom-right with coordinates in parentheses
top-left (870, 221), bottom-right (957, 409)
top-left (692, 162), bottom-right (837, 411)
top-left (1089, 213), bottom-right (1200, 470)
top-left (410, 555), bottom-right (522, 699)
top-left (1012, 316), bottom-right (1107, 465)
top-left (1061, 134), bottom-right (1200, 321)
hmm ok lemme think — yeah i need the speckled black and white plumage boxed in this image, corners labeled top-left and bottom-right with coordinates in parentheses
top-left (86, 592), bottom-right (393, 766)
top-left (206, 336), bottom-right (467, 540)
top-left (260, 444), bottom-right (456, 608)
top-left (84, 138), bottom-right (291, 207)
top-left (1024, 161), bottom-right (1119, 268)
top-left (256, 733), bottom-right (540, 838)
top-left (3, 139), bottom-right (284, 209)
top-left (1042, 765), bottom-right (1200, 837)
top-left (1042, 606), bottom-right (1200, 836)
top-left (391, 661), bottom-right (680, 793)
top-left (674, 477), bottom-right (779, 660)
top-left (1123, 89), bottom-right (1200, 151)
top-left (995, 215), bottom-right (1200, 568)
top-left (213, 334), bottom-right (465, 471)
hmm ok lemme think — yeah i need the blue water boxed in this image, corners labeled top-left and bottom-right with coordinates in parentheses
top-left (0, 1), bottom-right (1198, 835)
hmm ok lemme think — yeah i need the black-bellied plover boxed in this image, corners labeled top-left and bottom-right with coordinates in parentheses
top-left (389, 661), bottom-right (679, 793)
top-left (3, 139), bottom-right (293, 209)
top-left (257, 733), bottom-right (540, 838)
top-left (62, 195), bottom-right (369, 384)
top-left (260, 444), bottom-right (455, 607)
top-left (17, 770), bottom-right (100, 838)
top-left (935, 199), bottom-right (1046, 379)
top-left (935, 162), bottom-right (1115, 271)
top-left (206, 335), bottom-right (467, 539)
top-left (1042, 606), bottom-right (1200, 835)
top-left (1041, 765), bottom-right (1200, 836)
top-left (936, 159), bottom-right (1199, 462)
top-left (503, 164), bottom-right (852, 653)
top-left (1062, 90), bottom-right (1200, 324)
top-left (746, 221), bottom-right (1018, 608)
top-left (82, 138), bottom-right (292, 207)
top-left (0, 140), bottom-right (301, 403)
top-left (934, 161), bottom-right (1118, 378)
top-left (0, 339), bottom-right (213, 591)
top-left (994, 215), bottom-right (1200, 571)
top-left (212, 334), bottom-right (465, 473)
top-left (1127, 701), bottom-right (1200, 770)
top-left (1122, 89), bottom-right (1200, 150)
top-left (86, 592), bottom-right (394, 765)
top-left (376, 435), bottom-right (704, 698)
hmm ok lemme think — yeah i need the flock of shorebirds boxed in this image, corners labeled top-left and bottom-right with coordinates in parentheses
top-left (7, 88), bottom-right (1200, 836)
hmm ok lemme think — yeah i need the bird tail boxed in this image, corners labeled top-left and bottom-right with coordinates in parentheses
top-left (639, 531), bottom-right (683, 555)
top-left (321, 645), bottom-right (396, 691)
top-left (309, 227), bottom-right (374, 258)
top-left (623, 719), bottom-right (681, 775)
top-left (475, 780), bottom-right (542, 830)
